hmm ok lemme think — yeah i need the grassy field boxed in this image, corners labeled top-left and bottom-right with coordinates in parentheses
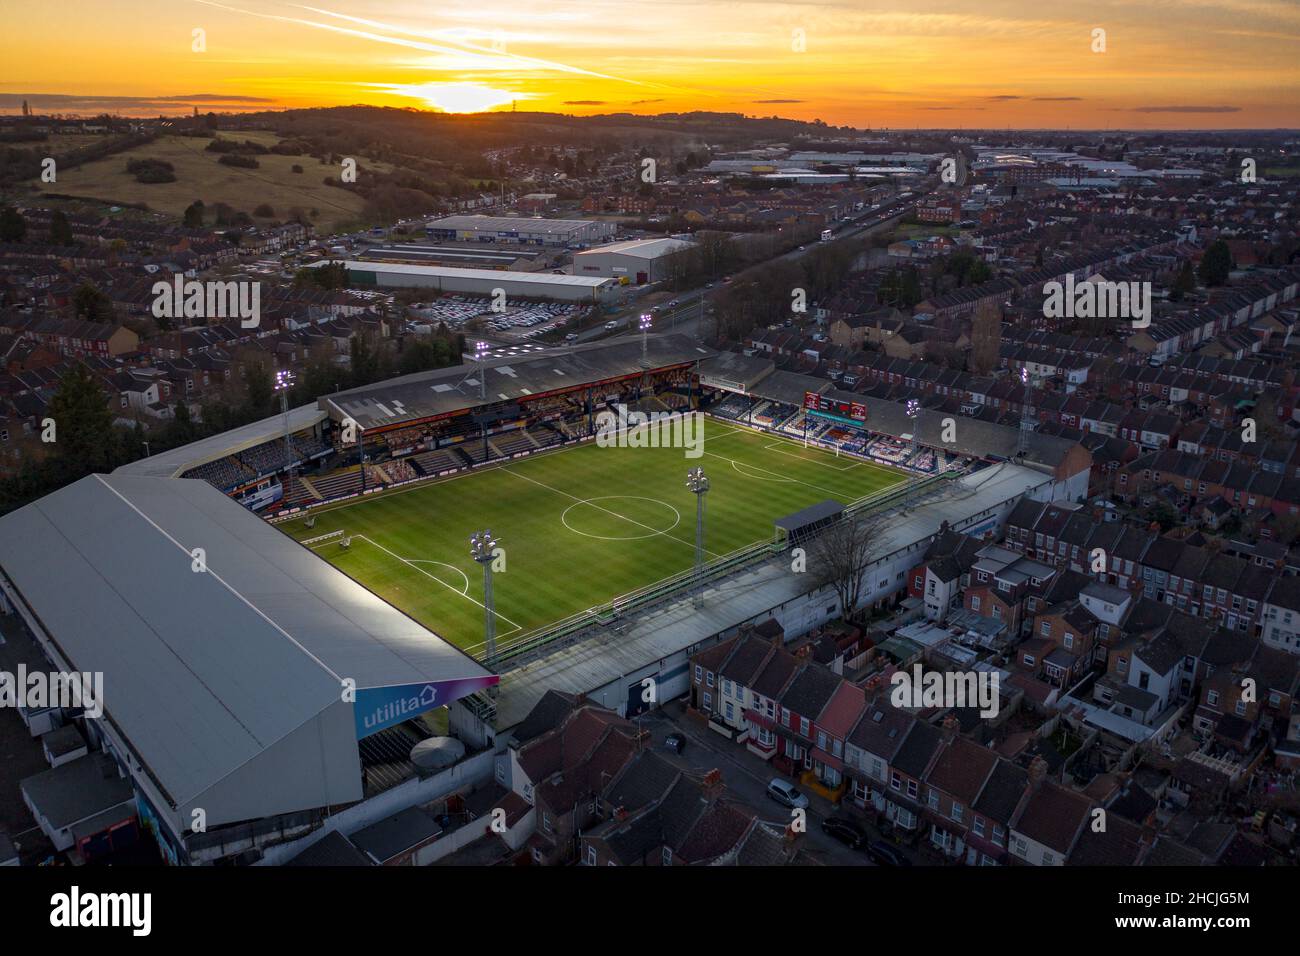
top-left (279, 420), bottom-right (906, 655)
top-left (35, 132), bottom-right (381, 232)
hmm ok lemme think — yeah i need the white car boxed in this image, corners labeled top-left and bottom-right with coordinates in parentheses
top-left (766, 778), bottom-right (810, 810)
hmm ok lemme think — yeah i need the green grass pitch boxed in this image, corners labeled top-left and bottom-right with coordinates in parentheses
top-left (279, 419), bottom-right (907, 655)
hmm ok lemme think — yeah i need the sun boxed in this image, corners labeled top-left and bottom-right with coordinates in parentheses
top-left (387, 82), bottom-right (521, 114)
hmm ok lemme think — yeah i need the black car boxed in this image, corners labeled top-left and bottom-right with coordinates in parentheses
top-left (820, 817), bottom-right (866, 850)
top-left (866, 840), bottom-right (911, 867)
top-left (664, 732), bottom-right (687, 754)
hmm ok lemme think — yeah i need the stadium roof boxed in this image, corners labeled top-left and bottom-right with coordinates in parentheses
top-left (305, 259), bottom-right (613, 289)
top-left (323, 333), bottom-right (716, 432)
top-left (426, 215), bottom-right (598, 235)
top-left (0, 473), bottom-right (493, 828)
top-left (113, 404), bottom-right (327, 479)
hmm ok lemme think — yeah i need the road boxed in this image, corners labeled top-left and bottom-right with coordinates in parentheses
top-left (570, 183), bottom-right (932, 345)
top-left (635, 703), bottom-right (880, 866)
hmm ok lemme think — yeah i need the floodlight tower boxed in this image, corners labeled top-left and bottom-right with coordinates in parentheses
top-left (686, 467), bottom-right (709, 607)
top-left (474, 340), bottom-right (490, 401)
top-left (275, 369), bottom-right (295, 471)
top-left (639, 313), bottom-right (653, 368)
top-left (1017, 366), bottom-right (1034, 458)
top-left (904, 398), bottom-right (920, 511)
top-left (470, 530), bottom-right (500, 680)
top-left (474, 341), bottom-right (491, 462)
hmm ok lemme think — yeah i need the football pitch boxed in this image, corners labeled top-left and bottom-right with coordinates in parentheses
top-left (279, 419), bottom-right (907, 656)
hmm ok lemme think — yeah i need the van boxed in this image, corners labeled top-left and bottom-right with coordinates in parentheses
top-left (604, 320), bottom-right (618, 331)
top-left (766, 778), bottom-right (810, 810)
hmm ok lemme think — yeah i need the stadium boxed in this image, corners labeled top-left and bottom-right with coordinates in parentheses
top-left (0, 333), bottom-right (1091, 864)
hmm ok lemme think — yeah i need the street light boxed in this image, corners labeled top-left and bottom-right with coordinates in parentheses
top-left (639, 313), bottom-right (652, 368)
top-left (275, 369), bottom-right (296, 472)
top-left (686, 467), bottom-right (709, 607)
top-left (470, 530), bottom-right (500, 679)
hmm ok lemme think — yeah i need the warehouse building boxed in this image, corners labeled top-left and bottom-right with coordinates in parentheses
top-left (571, 237), bottom-right (696, 284)
top-left (308, 259), bottom-right (616, 303)
top-left (425, 215), bottom-right (615, 247)
top-left (357, 243), bottom-right (549, 272)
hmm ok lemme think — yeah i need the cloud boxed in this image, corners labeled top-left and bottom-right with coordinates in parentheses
top-left (755, 99), bottom-right (803, 103)
top-left (1034, 96), bottom-right (1082, 101)
top-left (918, 106), bottom-right (982, 111)
top-left (631, 99), bottom-right (665, 105)
top-left (0, 92), bottom-right (274, 112)
top-left (1129, 105), bottom-right (1242, 113)
top-left (987, 95), bottom-right (1022, 101)
top-left (564, 100), bottom-right (606, 105)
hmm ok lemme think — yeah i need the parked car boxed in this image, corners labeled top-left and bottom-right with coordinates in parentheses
top-left (664, 732), bottom-right (686, 754)
top-left (604, 320), bottom-right (618, 331)
top-left (866, 840), bottom-right (911, 866)
top-left (765, 778), bottom-right (810, 810)
top-left (820, 817), bottom-right (866, 849)
top-left (565, 332), bottom-right (579, 342)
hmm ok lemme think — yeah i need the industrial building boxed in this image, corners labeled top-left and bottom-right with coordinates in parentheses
top-left (424, 215), bottom-right (615, 247)
top-left (356, 243), bottom-right (549, 272)
top-left (571, 237), bottom-right (696, 284)
top-left (308, 259), bottom-right (616, 303)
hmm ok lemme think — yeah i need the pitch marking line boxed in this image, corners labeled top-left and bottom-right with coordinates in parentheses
top-left (501, 466), bottom-right (722, 559)
top-left (354, 534), bottom-right (522, 636)
top-left (761, 439), bottom-right (863, 472)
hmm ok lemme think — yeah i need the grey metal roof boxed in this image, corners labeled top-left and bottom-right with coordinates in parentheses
top-left (324, 333), bottom-right (715, 431)
top-left (0, 473), bottom-right (492, 826)
top-left (113, 404), bottom-right (327, 479)
top-left (19, 753), bottom-right (134, 829)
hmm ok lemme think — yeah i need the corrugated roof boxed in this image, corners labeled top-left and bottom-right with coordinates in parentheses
top-left (0, 473), bottom-right (492, 824)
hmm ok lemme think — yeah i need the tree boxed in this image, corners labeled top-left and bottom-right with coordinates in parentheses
top-left (809, 515), bottom-right (883, 622)
top-left (49, 210), bottom-right (74, 246)
top-left (239, 356), bottom-right (274, 418)
top-left (45, 364), bottom-right (115, 477)
top-left (1170, 260), bottom-right (1196, 301)
top-left (182, 200), bottom-right (205, 228)
top-left (1198, 240), bottom-right (1233, 287)
top-left (0, 206), bottom-right (26, 242)
top-left (72, 281), bottom-right (114, 322)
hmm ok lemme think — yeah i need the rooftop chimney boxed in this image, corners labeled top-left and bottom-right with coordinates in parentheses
top-left (1028, 756), bottom-right (1049, 788)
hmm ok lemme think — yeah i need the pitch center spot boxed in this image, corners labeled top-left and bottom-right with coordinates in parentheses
top-left (561, 495), bottom-right (682, 541)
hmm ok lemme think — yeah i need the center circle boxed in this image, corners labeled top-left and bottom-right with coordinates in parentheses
top-left (561, 496), bottom-right (682, 541)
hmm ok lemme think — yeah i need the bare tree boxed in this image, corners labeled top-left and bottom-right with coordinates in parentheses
top-left (809, 514), bottom-right (884, 621)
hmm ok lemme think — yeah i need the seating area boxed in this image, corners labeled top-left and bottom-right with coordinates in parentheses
top-left (411, 448), bottom-right (462, 475)
top-left (491, 430), bottom-right (537, 458)
top-left (282, 475), bottom-right (320, 507)
top-left (308, 469), bottom-right (364, 500)
top-left (183, 456), bottom-right (252, 491)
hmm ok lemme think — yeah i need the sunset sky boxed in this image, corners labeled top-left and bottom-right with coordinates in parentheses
top-left (4, 0), bottom-right (1298, 127)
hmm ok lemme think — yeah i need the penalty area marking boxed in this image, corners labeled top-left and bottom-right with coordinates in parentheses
top-left (349, 534), bottom-right (521, 636)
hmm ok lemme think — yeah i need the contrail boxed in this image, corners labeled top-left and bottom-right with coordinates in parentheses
top-left (293, 4), bottom-right (649, 86)
top-left (190, 0), bottom-right (653, 87)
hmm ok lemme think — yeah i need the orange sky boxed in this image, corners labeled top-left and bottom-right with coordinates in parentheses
top-left (4, 0), bottom-right (1298, 127)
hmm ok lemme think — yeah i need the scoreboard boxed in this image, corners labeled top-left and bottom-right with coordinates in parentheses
top-left (804, 391), bottom-right (867, 424)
